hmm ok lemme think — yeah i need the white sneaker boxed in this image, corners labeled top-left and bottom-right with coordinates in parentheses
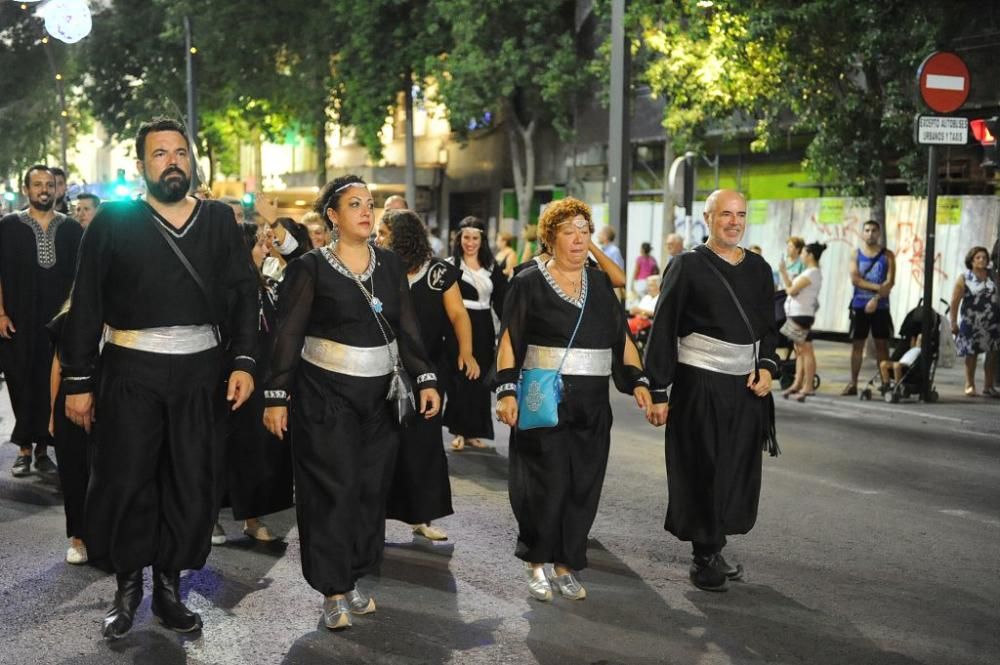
top-left (211, 523), bottom-right (226, 545)
top-left (65, 540), bottom-right (88, 565)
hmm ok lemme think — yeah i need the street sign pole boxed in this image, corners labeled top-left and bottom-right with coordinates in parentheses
top-left (920, 145), bottom-right (938, 402)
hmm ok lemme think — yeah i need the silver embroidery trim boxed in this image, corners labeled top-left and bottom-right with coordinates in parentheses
top-left (496, 382), bottom-right (518, 394)
top-left (320, 244), bottom-right (376, 282)
top-left (636, 376), bottom-right (650, 385)
top-left (64, 375), bottom-right (92, 381)
top-left (408, 260), bottom-right (430, 286)
top-left (234, 355), bottom-right (257, 365)
top-left (415, 373), bottom-right (437, 383)
top-left (19, 212), bottom-right (66, 269)
top-left (148, 199), bottom-right (203, 239)
top-left (538, 261), bottom-right (588, 308)
top-left (264, 390), bottom-right (287, 399)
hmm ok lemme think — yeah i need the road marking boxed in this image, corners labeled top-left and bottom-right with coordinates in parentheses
top-left (939, 509), bottom-right (1000, 528)
top-left (770, 467), bottom-right (883, 495)
top-left (926, 74), bottom-right (966, 91)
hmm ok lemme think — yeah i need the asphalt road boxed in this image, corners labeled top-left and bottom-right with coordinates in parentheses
top-left (0, 373), bottom-right (997, 665)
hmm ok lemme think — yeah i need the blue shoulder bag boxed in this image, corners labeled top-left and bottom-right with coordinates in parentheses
top-left (516, 290), bottom-right (587, 430)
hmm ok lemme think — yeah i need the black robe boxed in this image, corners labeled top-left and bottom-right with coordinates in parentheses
top-left (59, 197), bottom-right (259, 573)
top-left (0, 211), bottom-right (82, 447)
top-left (386, 258), bottom-right (459, 524)
top-left (644, 246), bottom-right (779, 546)
top-left (499, 265), bottom-right (639, 570)
top-left (442, 259), bottom-right (506, 440)
top-left (264, 245), bottom-right (437, 596)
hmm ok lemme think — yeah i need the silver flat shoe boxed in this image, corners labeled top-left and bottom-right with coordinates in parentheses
top-left (345, 588), bottom-right (376, 615)
top-left (322, 597), bottom-right (352, 630)
top-left (526, 567), bottom-right (553, 602)
top-left (548, 572), bottom-right (587, 600)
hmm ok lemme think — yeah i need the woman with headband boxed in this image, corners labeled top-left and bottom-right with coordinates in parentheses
top-left (494, 197), bottom-right (654, 602)
top-left (443, 216), bottom-right (507, 450)
top-left (263, 174), bottom-right (441, 630)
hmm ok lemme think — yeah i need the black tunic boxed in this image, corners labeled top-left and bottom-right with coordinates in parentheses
top-left (499, 265), bottom-right (638, 570)
top-left (442, 258), bottom-right (506, 440)
top-left (60, 199), bottom-right (259, 388)
top-left (644, 246), bottom-right (779, 545)
top-left (386, 258), bottom-right (459, 524)
top-left (221, 275), bottom-right (293, 520)
top-left (0, 211), bottom-right (82, 446)
top-left (264, 245), bottom-right (437, 596)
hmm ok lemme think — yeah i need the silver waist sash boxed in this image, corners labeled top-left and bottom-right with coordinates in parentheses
top-left (677, 332), bottom-right (756, 376)
top-left (301, 337), bottom-right (396, 377)
top-left (462, 300), bottom-right (491, 311)
top-left (523, 345), bottom-right (612, 376)
top-left (106, 325), bottom-right (218, 355)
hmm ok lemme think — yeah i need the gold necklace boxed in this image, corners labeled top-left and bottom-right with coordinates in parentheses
top-left (706, 240), bottom-right (745, 265)
top-left (549, 261), bottom-right (582, 297)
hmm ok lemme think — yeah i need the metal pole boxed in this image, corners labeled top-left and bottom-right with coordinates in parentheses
top-left (920, 145), bottom-right (937, 402)
top-left (608, 0), bottom-right (631, 267)
top-left (404, 72), bottom-right (417, 209)
top-left (683, 152), bottom-right (695, 247)
top-left (184, 16), bottom-right (200, 189)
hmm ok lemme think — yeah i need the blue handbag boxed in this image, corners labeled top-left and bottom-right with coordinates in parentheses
top-left (517, 290), bottom-right (587, 430)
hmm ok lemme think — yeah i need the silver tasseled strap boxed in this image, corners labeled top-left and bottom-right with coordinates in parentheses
top-left (677, 332), bottom-right (757, 376)
top-left (301, 336), bottom-right (396, 377)
top-left (106, 325), bottom-right (218, 355)
top-left (523, 345), bottom-right (612, 376)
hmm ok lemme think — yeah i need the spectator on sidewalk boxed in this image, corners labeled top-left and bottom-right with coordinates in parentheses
top-left (778, 242), bottom-right (826, 401)
top-left (632, 242), bottom-right (659, 296)
top-left (628, 275), bottom-right (660, 336)
top-left (773, 236), bottom-right (805, 288)
top-left (495, 231), bottom-right (517, 278)
top-left (665, 233), bottom-right (685, 267)
top-left (842, 220), bottom-right (895, 396)
top-left (949, 246), bottom-right (999, 397)
top-left (597, 225), bottom-right (625, 271)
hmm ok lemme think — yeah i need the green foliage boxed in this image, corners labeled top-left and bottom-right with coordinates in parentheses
top-left (636, 0), bottom-right (976, 206)
top-left (0, 3), bottom-right (82, 177)
top-left (429, 0), bottom-right (588, 138)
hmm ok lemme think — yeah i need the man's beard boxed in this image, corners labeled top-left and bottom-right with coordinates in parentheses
top-left (145, 167), bottom-right (190, 204)
top-left (29, 196), bottom-right (54, 212)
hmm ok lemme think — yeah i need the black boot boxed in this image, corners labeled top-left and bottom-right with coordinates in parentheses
top-left (151, 569), bottom-right (203, 633)
top-left (102, 570), bottom-right (144, 640)
top-left (689, 555), bottom-right (729, 592)
top-left (710, 552), bottom-right (744, 581)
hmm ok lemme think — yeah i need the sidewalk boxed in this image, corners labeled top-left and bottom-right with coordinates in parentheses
top-left (785, 340), bottom-right (999, 436)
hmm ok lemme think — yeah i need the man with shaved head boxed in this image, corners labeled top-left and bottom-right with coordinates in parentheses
top-left (644, 189), bottom-right (779, 592)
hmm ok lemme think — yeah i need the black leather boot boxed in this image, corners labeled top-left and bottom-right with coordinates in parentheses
top-left (102, 570), bottom-right (144, 640)
top-left (710, 552), bottom-right (744, 581)
top-left (151, 569), bottom-right (203, 633)
top-left (689, 555), bottom-right (729, 592)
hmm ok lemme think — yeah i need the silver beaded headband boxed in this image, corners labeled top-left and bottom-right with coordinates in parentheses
top-left (334, 181), bottom-right (368, 194)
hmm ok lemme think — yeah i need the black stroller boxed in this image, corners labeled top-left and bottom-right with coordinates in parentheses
top-left (774, 290), bottom-right (822, 391)
top-left (858, 300), bottom-right (948, 403)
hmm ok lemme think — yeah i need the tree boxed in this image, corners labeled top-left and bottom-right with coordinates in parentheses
top-left (635, 0), bottom-right (978, 224)
top-left (0, 2), bottom-right (82, 179)
top-left (429, 0), bottom-right (589, 229)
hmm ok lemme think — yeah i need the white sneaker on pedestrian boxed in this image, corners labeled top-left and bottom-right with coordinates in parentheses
top-left (66, 540), bottom-right (88, 565)
top-left (211, 523), bottom-right (226, 545)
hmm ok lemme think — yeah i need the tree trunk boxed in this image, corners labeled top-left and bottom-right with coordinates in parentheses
top-left (315, 114), bottom-right (328, 188)
top-left (872, 167), bottom-right (887, 229)
top-left (206, 142), bottom-right (216, 186)
top-left (506, 108), bottom-right (537, 231)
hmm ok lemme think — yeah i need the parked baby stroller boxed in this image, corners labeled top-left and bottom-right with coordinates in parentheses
top-left (774, 290), bottom-right (822, 391)
top-left (858, 300), bottom-right (949, 403)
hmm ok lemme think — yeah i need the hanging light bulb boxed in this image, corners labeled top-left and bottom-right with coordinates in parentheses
top-left (42, 0), bottom-right (93, 44)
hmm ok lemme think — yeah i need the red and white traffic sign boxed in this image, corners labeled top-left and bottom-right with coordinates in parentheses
top-left (917, 52), bottom-right (970, 114)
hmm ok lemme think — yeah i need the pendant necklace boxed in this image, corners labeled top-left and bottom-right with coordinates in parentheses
top-left (333, 244), bottom-right (382, 313)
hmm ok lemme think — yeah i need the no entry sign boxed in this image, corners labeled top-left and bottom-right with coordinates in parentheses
top-left (918, 52), bottom-right (970, 113)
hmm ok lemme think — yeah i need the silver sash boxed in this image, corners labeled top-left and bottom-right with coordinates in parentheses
top-left (523, 345), bottom-right (612, 376)
top-left (106, 325), bottom-right (218, 355)
top-left (677, 332), bottom-right (756, 376)
top-left (462, 300), bottom-right (491, 311)
top-left (301, 336), bottom-right (396, 377)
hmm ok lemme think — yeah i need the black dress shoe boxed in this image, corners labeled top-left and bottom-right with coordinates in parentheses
top-left (151, 569), bottom-right (203, 633)
top-left (689, 555), bottom-right (729, 592)
top-left (711, 552), bottom-right (744, 581)
top-left (102, 570), bottom-right (144, 640)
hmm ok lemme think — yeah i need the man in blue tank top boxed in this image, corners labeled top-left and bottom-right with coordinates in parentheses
top-left (842, 220), bottom-right (896, 395)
